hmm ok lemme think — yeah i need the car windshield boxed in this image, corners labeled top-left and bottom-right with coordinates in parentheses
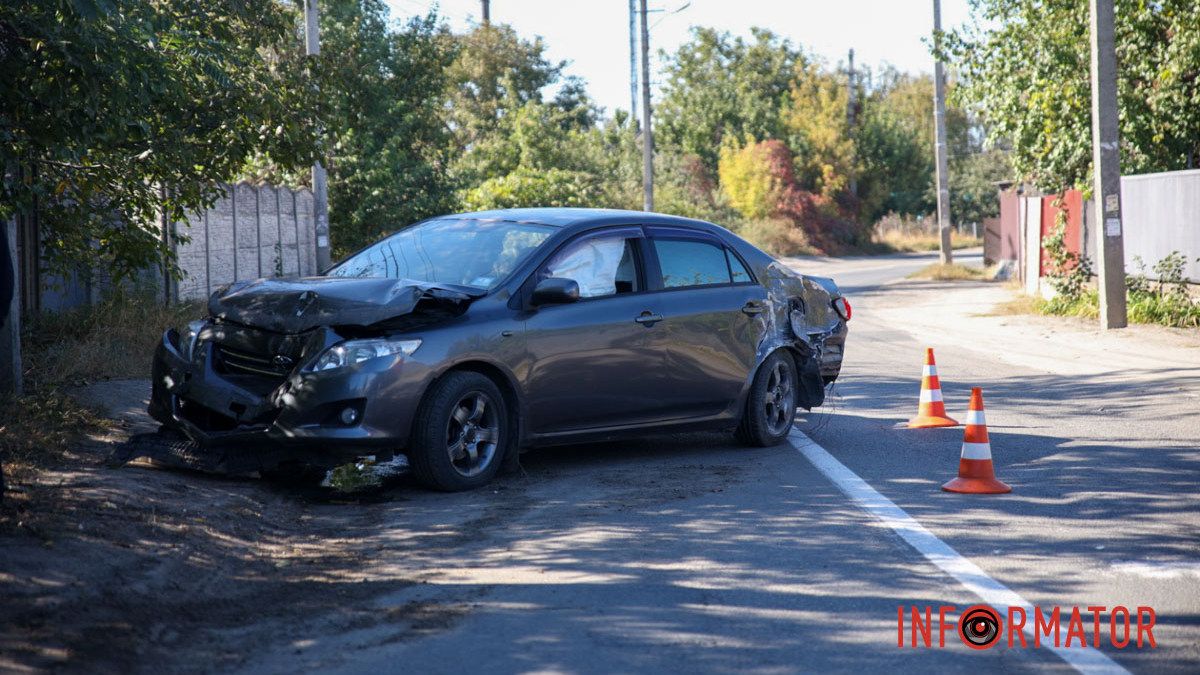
top-left (328, 218), bottom-right (555, 290)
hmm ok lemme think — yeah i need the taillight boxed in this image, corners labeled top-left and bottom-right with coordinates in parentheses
top-left (834, 297), bottom-right (852, 321)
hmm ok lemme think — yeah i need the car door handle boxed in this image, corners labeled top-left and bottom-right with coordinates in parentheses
top-left (741, 302), bottom-right (766, 315)
top-left (634, 311), bottom-right (663, 326)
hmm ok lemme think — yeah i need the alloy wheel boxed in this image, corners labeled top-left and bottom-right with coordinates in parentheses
top-left (763, 360), bottom-right (795, 435)
top-left (445, 391), bottom-right (501, 477)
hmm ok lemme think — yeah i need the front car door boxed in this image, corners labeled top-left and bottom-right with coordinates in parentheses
top-left (522, 227), bottom-right (674, 435)
top-left (645, 228), bottom-right (769, 419)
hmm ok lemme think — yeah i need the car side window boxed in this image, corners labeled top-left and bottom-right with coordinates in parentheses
top-left (727, 249), bottom-right (752, 283)
top-left (543, 235), bottom-right (640, 298)
top-left (653, 238), bottom-right (736, 288)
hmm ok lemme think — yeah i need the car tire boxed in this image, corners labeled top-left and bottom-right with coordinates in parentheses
top-left (409, 371), bottom-right (508, 492)
top-left (736, 350), bottom-right (799, 447)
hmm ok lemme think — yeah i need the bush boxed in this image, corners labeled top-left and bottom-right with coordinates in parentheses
top-left (734, 219), bottom-right (815, 257)
top-left (1125, 253), bottom-right (1200, 328)
top-left (461, 167), bottom-right (601, 210)
top-left (1035, 247), bottom-right (1200, 329)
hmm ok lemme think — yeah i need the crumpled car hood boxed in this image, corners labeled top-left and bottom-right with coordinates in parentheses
top-left (208, 277), bottom-right (480, 334)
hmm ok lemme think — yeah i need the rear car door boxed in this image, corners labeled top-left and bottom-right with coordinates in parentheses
top-left (646, 228), bottom-right (769, 419)
top-left (522, 227), bottom-right (674, 434)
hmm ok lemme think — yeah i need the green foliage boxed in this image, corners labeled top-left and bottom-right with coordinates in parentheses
top-left (657, 28), bottom-right (804, 170)
top-left (1039, 230), bottom-right (1199, 328)
top-left (319, 4), bottom-right (458, 256)
top-left (328, 460), bottom-right (381, 492)
top-left (1041, 206), bottom-right (1094, 301)
top-left (718, 141), bottom-right (784, 220)
top-left (1125, 253), bottom-right (1200, 328)
top-left (1, 0), bottom-right (322, 281)
top-left (945, 0), bottom-right (1200, 191)
top-left (947, 147), bottom-right (1010, 225)
top-left (786, 64), bottom-right (856, 199)
top-left (462, 168), bottom-right (601, 211)
top-left (445, 24), bottom-right (594, 167)
top-left (717, 138), bottom-right (860, 249)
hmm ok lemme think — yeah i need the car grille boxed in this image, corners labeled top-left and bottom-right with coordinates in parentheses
top-left (214, 344), bottom-right (292, 381)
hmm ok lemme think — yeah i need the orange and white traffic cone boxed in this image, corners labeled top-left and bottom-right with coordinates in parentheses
top-left (907, 348), bottom-right (959, 428)
top-left (942, 387), bottom-right (1011, 494)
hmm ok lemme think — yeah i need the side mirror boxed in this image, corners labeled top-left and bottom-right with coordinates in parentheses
top-left (531, 277), bottom-right (580, 306)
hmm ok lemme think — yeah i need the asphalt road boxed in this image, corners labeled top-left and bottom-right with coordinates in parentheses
top-left (234, 250), bottom-right (1198, 674)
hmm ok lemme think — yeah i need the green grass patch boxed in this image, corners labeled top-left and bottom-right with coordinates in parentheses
top-left (907, 263), bottom-right (989, 281)
top-left (999, 288), bottom-right (1200, 329)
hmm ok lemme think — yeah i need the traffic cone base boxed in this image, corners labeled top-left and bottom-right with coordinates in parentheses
top-left (908, 348), bottom-right (959, 428)
top-left (942, 460), bottom-right (1012, 494)
top-left (908, 414), bottom-right (959, 429)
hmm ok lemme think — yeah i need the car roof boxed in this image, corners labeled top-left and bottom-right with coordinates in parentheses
top-left (439, 207), bottom-right (720, 231)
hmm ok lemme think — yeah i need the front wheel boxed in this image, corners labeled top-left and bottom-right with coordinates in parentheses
top-left (409, 372), bottom-right (508, 491)
top-left (736, 351), bottom-right (798, 447)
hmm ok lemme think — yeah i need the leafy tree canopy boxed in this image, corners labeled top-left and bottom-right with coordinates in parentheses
top-left (945, 0), bottom-right (1200, 191)
top-left (1, 0), bottom-right (321, 281)
top-left (657, 28), bottom-right (805, 170)
top-left (318, 2), bottom-right (457, 256)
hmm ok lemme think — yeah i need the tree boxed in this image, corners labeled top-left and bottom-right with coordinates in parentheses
top-left (462, 167), bottom-right (600, 211)
top-left (1, 0), bottom-right (321, 281)
top-left (447, 25), bottom-right (570, 151)
top-left (945, 0), bottom-right (1200, 191)
top-left (785, 63), bottom-right (856, 200)
top-left (657, 28), bottom-right (804, 171)
top-left (317, 3), bottom-right (457, 255)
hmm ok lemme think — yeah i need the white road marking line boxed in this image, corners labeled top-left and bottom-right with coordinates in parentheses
top-left (788, 429), bottom-right (1130, 675)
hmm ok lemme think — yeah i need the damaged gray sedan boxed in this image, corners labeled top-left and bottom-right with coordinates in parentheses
top-left (149, 208), bottom-right (849, 491)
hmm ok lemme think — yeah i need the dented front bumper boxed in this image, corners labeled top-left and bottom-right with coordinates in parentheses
top-left (148, 327), bottom-right (430, 473)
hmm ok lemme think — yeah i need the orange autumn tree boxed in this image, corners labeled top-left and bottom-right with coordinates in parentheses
top-left (718, 139), bottom-right (857, 251)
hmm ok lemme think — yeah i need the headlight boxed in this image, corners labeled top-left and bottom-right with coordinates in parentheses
top-left (180, 320), bottom-right (208, 361)
top-left (310, 338), bottom-right (422, 372)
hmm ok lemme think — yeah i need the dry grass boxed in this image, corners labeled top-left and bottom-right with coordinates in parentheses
top-left (987, 294), bottom-right (1042, 316)
top-left (874, 229), bottom-right (983, 253)
top-left (907, 263), bottom-right (989, 281)
top-left (734, 218), bottom-right (819, 257)
top-left (22, 291), bottom-right (204, 390)
top-left (0, 390), bottom-right (111, 480)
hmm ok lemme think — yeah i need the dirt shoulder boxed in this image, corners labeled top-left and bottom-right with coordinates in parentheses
top-left (1, 381), bottom-right (440, 673)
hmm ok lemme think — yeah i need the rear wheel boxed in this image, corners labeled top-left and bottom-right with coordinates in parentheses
top-left (735, 351), bottom-right (798, 447)
top-left (409, 371), bottom-right (508, 491)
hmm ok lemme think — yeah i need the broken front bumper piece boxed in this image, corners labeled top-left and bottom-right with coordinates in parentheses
top-left (146, 326), bottom-right (428, 474)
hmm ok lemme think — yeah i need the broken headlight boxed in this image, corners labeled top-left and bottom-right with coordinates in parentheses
top-left (180, 320), bottom-right (208, 361)
top-left (310, 338), bottom-right (422, 372)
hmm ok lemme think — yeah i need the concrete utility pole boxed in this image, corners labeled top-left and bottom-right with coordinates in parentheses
top-left (931, 0), bottom-right (953, 265)
top-left (628, 0), bottom-right (639, 131)
top-left (846, 48), bottom-right (857, 198)
top-left (481, 0), bottom-right (490, 24)
top-left (639, 0), bottom-right (654, 211)
top-left (304, 0), bottom-right (331, 271)
top-left (0, 217), bottom-right (20, 396)
top-left (1089, 0), bottom-right (1127, 329)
